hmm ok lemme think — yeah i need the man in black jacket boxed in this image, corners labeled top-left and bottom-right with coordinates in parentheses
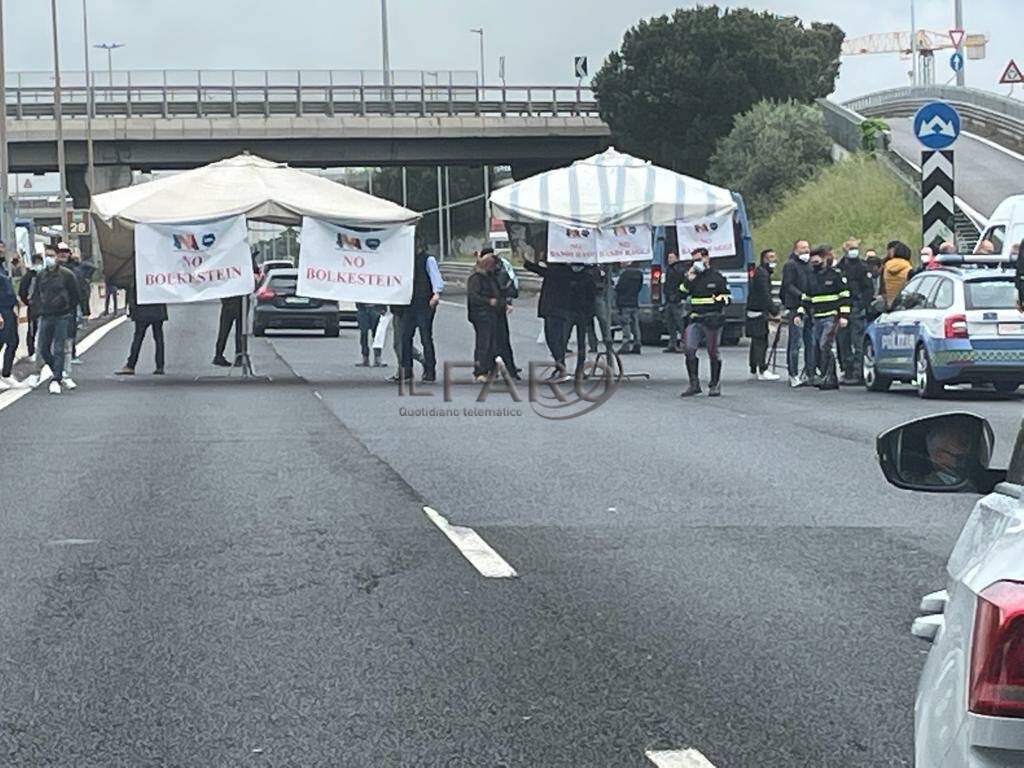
top-left (466, 252), bottom-right (501, 381)
top-left (614, 262), bottom-right (644, 354)
top-left (116, 284), bottom-right (168, 375)
top-left (399, 238), bottom-right (444, 383)
top-left (747, 249), bottom-right (781, 381)
top-left (17, 253), bottom-right (43, 358)
top-left (837, 239), bottom-right (874, 385)
top-left (486, 248), bottom-right (520, 379)
top-left (780, 239), bottom-right (814, 388)
top-left (523, 257), bottom-right (574, 377)
top-left (799, 246), bottom-right (850, 390)
top-left (680, 248), bottom-right (731, 397)
top-left (34, 244), bottom-right (80, 394)
top-left (662, 252), bottom-right (688, 353)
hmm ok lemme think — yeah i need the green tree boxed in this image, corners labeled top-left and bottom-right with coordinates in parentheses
top-left (708, 100), bottom-right (832, 221)
top-left (592, 6), bottom-right (843, 176)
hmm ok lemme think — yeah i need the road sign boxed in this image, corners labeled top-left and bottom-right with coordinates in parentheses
top-left (574, 56), bottom-right (588, 79)
top-left (913, 102), bottom-right (961, 150)
top-left (1000, 59), bottom-right (1024, 85)
top-left (949, 28), bottom-right (965, 49)
top-left (23, 178), bottom-right (32, 190)
top-left (65, 209), bottom-right (90, 237)
top-left (922, 150), bottom-right (955, 251)
top-left (950, 52), bottom-right (964, 73)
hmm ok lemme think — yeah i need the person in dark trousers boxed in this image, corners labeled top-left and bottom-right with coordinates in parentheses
top-left (213, 296), bottom-right (243, 367)
top-left (680, 247), bottom-right (731, 397)
top-left (747, 249), bottom-right (781, 381)
top-left (780, 239), bottom-right (814, 388)
top-left (466, 252), bottom-right (502, 382)
top-left (1016, 238), bottom-right (1024, 313)
top-left (355, 303), bottom-right (387, 367)
top-left (399, 238), bottom-right (443, 383)
top-left (486, 247), bottom-right (521, 378)
top-left (35, 244), bottom-right (80, 394)
top-left (589, 264), bottom-right (614, 358)
top-left (662, 252), bottom-right (688, 353)
top-left (566, 264), bottom-right (597, 378)
top-left (17, 253), bottom-right (43, 359)
top-left (798, 246), bottom-right (850, 390)
top-left (614, 262), bottom-right (644, 354)
top-left (837, 239), bottom-right (875, 385)
top-left (116, 285), bottom-right (167, 375)
top-left (523, 257), bottom-right (574, 377)
top-left (56, 243), bottom-right (83, 367)
top-left (103, 278), bottom-right (119, 315)
top-left (0, 242), bottom-right (19, 388)
top-left (386, 305), bottom-right (423, 383)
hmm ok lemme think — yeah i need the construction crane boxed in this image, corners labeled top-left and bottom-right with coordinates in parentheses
top-left (842, 30), bottom-right (987, 85)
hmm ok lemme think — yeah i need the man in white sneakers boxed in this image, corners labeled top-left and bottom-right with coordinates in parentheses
top-left (34, 244), bottom-right (80, 394)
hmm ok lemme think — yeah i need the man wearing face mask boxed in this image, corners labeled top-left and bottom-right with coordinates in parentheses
top-left (680, 247), bottom-right (731, 397)
top-left (17, 253), bottom-right (44, 361)
top-left (797, 246), bottom-right (850, 390)
top-left (0, 241), bottom-right (20, 390)
top-left (34, 244), bottom-right (81, 394)
top-left (780, 239), bottom-right (814, 387)
top-left (747, 249), bottom-right (781, 381)
top-left (837, 239), bottom-right (874, 385)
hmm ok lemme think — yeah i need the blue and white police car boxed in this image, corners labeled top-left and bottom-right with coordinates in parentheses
top-left (863, 257), bottom-right (1024, 398)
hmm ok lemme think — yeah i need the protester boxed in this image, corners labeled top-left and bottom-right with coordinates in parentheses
top-left (1015, 238), bottom-right (1024, 313)
top-left (781, 239), bottom-right (814, 387)
top-left (882, 241), bottom-right (913, 309)
top-left (977, 239), bottom-right (996, 255)
top-left (0, 242), bottom-right (19, 390)
top-left (17, 252), bottom-right (43, 359)
top-left (566, 264), bottom-right (597, 378)
top-left (103, 278), bottom-right (120, 315)
top-left (386, 306), bottom-right (423, 382)
top-left (466, 252), bottom-right (501, 382)
top-left (614, 261), bottom-right (643, 354)
top-left (588, 264), bottom-right (614, 358)
top-left (523, 257), bottom-right (575, 378)
top-left (910, 246), bottom-right (934, 278)
top-left (487, 247), bottom-right (521, 379)
top-left (213, 296), bottom-right (243, 367)
top-left (355, 303), bottom-right (387, 368)
top-left (34, 244), bottom-right (80, 394)
top-left (798, 246), bottom-right (850, 390)
top-left (746, 248), bottom-right (780, 381)
top-left (662, 252), bottom-right (688, 354)
top-left (837, 239), bottom-right (874, 385)
top-left (399, 237), bottom-right (443, 384)
top-left (680, 247), bottom-right (731, 397)
top-left (116, 284), bottom-right (167, 375)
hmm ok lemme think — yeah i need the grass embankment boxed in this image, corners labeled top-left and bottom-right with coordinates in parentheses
top-left (751, 155), bottom-right (921, 256)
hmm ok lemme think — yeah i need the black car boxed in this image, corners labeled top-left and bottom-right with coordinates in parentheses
top-left (253, 269), bottom-right (340, 337)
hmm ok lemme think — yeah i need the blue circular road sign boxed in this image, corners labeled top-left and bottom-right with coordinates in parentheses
top-left (913, 101), bottom-right (961, 150)
top-left (950, 52), bottom-right (964, 72)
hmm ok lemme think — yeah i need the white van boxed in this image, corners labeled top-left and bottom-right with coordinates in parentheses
top-left (976, 194), bottom-right (1024, 256)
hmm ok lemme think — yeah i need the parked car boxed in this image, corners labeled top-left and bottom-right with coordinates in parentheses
top-left (876, 411), bottom-right (1024, 767)
top-left (863, 259), bottom-right (1024, 398)
top-left (253, 268), bottom-right (339, 337)
top-left (257, 258), bottom-right (295, 283)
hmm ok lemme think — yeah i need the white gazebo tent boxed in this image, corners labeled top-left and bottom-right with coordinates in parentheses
top-left (90, 153), bottom-right (420, 378)
top-left (91, 153), bottom-right (420, 287)
top-left (489, 147), bottom-right (737, 228)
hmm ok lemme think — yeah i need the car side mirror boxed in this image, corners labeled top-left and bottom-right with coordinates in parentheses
top-left (877, 412), bottom-right (1005, 494)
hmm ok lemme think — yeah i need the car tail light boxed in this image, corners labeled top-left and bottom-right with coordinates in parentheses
top-left (256, 287), bottom-right (275, 300)
top-left (650, 266), bottom-right (662, 304)
top-left (944, 314), bottom-right (969, 339)
top-left (969, 581), bottom-right (1024, 718)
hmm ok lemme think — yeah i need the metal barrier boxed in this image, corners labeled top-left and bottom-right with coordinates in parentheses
top-left (2, 81), bottom-right (600, 120)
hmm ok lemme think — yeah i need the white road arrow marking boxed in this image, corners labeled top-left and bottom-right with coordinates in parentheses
top-left (646, 748), bottom-right (717, 768)
top-left (422, 506), bottom-right (518, 578)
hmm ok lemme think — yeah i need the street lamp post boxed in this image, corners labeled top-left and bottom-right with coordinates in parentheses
top-left (380, 0), bottom-right (390, 97)
top-left (954, 0), bottom-right (965, 87)
top-left (910, 0), bottom-right (918, 86)
top-left (0, 0), bottom-right (11, 245)
top-left (50, 0), bottom-right (69, 236)
top-left (82, 0), bottom-right (95, 196)
top-left (470, 28), bottom-right (485, 87)
top-left (94, 42), bottom-right (124, 101)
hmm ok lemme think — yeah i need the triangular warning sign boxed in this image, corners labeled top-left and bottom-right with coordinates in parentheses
top-left (949, 28), bottom-right (965, 49)
top-left (1001, 59), bottom-right (1024, 85)
top-left (23, 177), bottom-right (32, 189)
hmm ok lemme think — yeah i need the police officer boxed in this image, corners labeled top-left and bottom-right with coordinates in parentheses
top-left (837, 239), bottom-right (874, 385)
top-left (680, 247), bottom-right (731, 397)
top-left (797, 246), bottom-right (850, 391)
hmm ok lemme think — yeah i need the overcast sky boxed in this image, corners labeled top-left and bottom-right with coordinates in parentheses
top-left (2, 0), bottom-right (1017, 100)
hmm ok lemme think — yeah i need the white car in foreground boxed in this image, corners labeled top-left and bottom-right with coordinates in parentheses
top-left (877, 412), bottom-right (1024, 766)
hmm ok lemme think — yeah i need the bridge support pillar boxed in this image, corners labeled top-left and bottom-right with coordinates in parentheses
top-left (67, 165), bottom-right (131, 266)
top-left (510, 160), bottom-right (564, 181)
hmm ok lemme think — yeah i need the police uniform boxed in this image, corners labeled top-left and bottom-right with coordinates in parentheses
top-left (680, 266), bottom-right (731, 397)
top-left (800, 264), bottom-right (851, 390)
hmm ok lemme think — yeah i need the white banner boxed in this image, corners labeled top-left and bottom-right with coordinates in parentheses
top-left (298, 218), bottom-right (415, 305)
top-left (547, 224), bottom-right (652, 264)
top-left (134, 215), bottom-right (254, 304)
top-left (676, 212), bottom-right (736, 258)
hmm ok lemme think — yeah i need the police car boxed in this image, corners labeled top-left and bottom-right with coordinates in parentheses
top-left (863, 257), bottom-right (1024, 398)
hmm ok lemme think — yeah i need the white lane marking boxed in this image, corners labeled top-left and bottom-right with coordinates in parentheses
top-left (646, 749), bottom-right (717, 768)
top-left (0, 316), bottom-right (128, 415)
top-left (422, 506), bottom-right (518, 578)
top-left (47, 538), bottom-right (100, 546)
top-left (961, 130), bottom-right (1024, 164)
top-left (313, 390), bottom-right (323, 401)
top-left (439, 299), bottom-right (463, 308)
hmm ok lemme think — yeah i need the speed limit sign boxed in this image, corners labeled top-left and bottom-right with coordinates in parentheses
top-left (65, 209), bottom-right (90, 236)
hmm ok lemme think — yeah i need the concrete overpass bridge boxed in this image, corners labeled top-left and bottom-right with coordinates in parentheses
top-left (2, 69), bottom-right (611, 206)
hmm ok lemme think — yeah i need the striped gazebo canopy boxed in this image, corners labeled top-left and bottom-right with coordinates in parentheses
top-left (489, 147), bottom-right (738, 228)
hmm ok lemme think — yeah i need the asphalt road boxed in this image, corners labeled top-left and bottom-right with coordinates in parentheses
top-left (2, 300), bottom-right (1022, 767)
top-left (886, 116), bottom-right (1024, 218)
